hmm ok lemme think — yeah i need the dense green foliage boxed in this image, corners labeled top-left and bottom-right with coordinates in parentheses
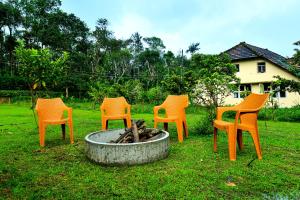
top-left (0, 0), bottom-right (194, 98)
top-left (274, 41), bottom-right (300, 93)
top-left (0, 103), bottom-right (299, 199)
top-left (291, 40), bottom-right (300, 66)
top-left (223, 106), bottom-right (300, 122)
top-left (0, 89), bottom-right (63, 98)
top-left (191, 53), bottom-right (239, 107)
top-left (0, 0), bottom-right (237, 104)
top-left (1, 0), bottom-right (298, 107)
top-left (15, 41), bottom-right (69, 90)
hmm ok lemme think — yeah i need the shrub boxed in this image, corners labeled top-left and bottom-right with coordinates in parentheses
top-left (0, 75), bottom-right (27, 90)
top-left (123, 80), bottom-right (144, 104)
top-left (146, 86), bottom-right (168, 104)
top-left (275, 106), bottom-right (300, 122)
top-left (194, 110), bottom-right (215, 135)
top-left (0, 90), bottom-right (63, 98)
top-left (88, 82), bottom-right (120, 106)
top-left (222, 106), bottom-right (300, 122)
top-left (161, 70), bottom-right (196, 95)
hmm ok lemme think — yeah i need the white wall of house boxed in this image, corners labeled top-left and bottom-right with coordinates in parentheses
top-left (223, 59), bottom-right (300, 107)
top-left (237, 59), bottom-right (299, 83)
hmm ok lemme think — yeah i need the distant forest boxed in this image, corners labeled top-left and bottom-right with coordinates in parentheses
top-left (1, 0), bottom-right (299, 102)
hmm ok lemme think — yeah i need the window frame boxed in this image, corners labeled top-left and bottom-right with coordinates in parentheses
top-left (235, 64), bottom-right (240, 72)
top-left (233, 84), bottom-right (252, 99)
top-left (262, 83), bottom-right (286, 98)
top-left (257, 62), bottom-right (266, 73)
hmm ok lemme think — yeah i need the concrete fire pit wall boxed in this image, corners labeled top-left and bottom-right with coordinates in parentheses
top-left (85, 129), bottom-right (169, 165)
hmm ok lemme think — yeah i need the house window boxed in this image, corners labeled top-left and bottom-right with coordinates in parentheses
top-left (263, 83), bottom-right (271, 93)
top-left (273, 86), bottom-right (287, 98)
top-left (257, 62), bottom-right (266, 73)
top-left (233, 84), bottom-right (252, 98)
top-left (263, 83), bottom-right (286, 98)
top-left (235, 64), bottom-right (240, 72)
top-left (279, 90), bottom-right (286, 98)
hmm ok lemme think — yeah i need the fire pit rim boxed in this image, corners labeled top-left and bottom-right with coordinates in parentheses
top-left (85, 128), bottom-right (169, 146)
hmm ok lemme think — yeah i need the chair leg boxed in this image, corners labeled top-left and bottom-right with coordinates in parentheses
top-left (39, 123), bottom-right (46, 147)
top-left (227, 126), bottom-right (237, 161)
top-left (154, 120), bottom-right (158, 129)
top-left (237, 129), bottom-right (243, 150)
top-left (183, 120), bottom-right (188, 137)
top-left (68, 121), bottom-right (74, 144)
top-left (101, 118), bottom-right (107, 130)
top-left (127, 117), bottom-right (132, 128)
top-left (176, 120), bottom-right (183, 143)
top-left (163, 123), bottom-right (168, 131)
top-left (101, 119), bottom-right (109, 130)
top-left (61, 124), bottom-right (66, 140)
top-left (123, 119), bottom-right (127, 128)
top-left (213, 127), bottom-right (218, 152)
top-left (250, 129), bottom-right (262, 160)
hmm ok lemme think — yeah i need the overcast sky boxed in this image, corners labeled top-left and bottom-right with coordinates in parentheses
top-left (61, 0), bottom-right (300, 57)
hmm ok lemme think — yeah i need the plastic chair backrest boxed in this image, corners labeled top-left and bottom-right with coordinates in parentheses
top-left (36, 98), bottom-right (65, 120)
top-left (163, 95), bottom-right (188, 117)
top-left (237, 93), bottom-right (269, 110)
top-left (102, 97), bottom-right (128, 116)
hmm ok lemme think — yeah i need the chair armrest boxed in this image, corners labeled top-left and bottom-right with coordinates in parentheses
top-left (216, 106), bottom-right (237, 120)
top-left (238, 108), bottom-right (258, 113)
top-left (154, 105), bottom-right (164, 116)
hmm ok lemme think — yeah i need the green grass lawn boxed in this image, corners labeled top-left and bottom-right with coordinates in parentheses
top-left (0, 103), bottom-right (299, 199)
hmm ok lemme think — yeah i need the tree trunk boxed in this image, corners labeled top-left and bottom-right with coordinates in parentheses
top-left (65, 87), bottom-right (69, 98)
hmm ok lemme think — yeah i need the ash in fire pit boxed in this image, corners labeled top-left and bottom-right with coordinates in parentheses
top-left (85, 120), bottom-right (169, 165)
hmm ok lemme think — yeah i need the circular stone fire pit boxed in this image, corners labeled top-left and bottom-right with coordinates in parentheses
top-left (85, 129), bottom-right (169, 165)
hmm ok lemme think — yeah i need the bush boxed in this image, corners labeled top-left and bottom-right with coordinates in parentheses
top-left (194, 111), bottom-right (215, 135)
top-left (0, 90), bottom-right (30, 97)
top-left (274, 106), bottom-right (300, 122)
top-left (123, 80), bottom-right (144, 104)
top-left (88, 82), bottom-right (120, 105)
top-left (222, 106), bottom-right (300, 122)
top-left (146, 86), bottom-right (168, 104)
top-left (0, 75), bottom-right (27, 90)
top-left (0, 90), bottom-right (63, 98)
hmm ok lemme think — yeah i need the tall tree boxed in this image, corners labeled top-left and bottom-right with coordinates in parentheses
top-left (191, 53), bottom-right (239, 107)
top-left (186, 42), bottom-right (200, 54)
top-left (0, 1), bottom-right (22, 75)
top-left (90, 18), bottom-right (113, 73)
top-left (15, 41), bottom-right (68, 105)
top-left (17, 0), bottom-right (62, 48)
top-left (291, 40), bottom-right (300, 66)
top-left (128, 32), bottom-right (143, 57)
top-left (143, 36), bottom-right (165, 52)
top-left (273, 41), bottom-right (300, 95)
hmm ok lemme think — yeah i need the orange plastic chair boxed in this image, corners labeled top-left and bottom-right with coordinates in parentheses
top-left (35, 98), bottom-right (74, 147)
top-left (100, 97), bottom-right (132, 130)
top-left (154, 95), bottom-right (189, 142)
top-left (213, 93), bottom-right (269, 161)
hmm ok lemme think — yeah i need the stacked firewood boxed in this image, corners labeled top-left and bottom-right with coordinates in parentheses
top-left (111, 119), bottom-right (162, 143)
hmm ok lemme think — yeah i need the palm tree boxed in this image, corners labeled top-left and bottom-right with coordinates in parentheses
top-left (186, 42), bottom-right (200, 54)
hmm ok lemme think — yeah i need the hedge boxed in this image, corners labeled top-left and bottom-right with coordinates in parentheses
top-left (0, 90), bottom-right (64, 98)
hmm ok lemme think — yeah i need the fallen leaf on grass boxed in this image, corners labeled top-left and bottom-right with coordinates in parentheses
top-left (33, 149), bottom-right (46, 153)
top-left (226, 182), bottom-right (236, 187)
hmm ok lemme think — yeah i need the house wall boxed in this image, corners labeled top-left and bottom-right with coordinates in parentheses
top-left (237, 59), bottom-right (299, 83)
top-left (224, 59), bottom-right (300, 107)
